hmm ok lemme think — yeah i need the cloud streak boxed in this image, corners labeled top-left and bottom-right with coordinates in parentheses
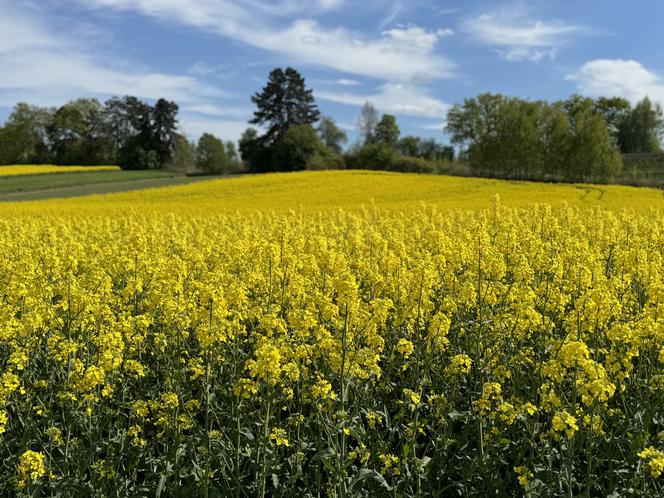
top-left (463, 7), bottom-right (583, 61)
top-left (76, 0), bottom-right (455, 82)
top-left (318, 83), bottom-right (450, 118)
top-left (0, 1), bottom-right (244, 139)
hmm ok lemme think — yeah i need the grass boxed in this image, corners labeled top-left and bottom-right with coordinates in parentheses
top-left (0, 170), bottom-right (175, 193)
top-left (0, 170), bottom-right (225, 201)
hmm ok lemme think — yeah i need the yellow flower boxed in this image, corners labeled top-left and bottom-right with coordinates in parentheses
top-left (311, 378), bottom-right (336, 401)
top-left (445, 354), bottom-right (472, 376)
top-left (46, 427), bottom-right (63, 445)
top-left (395, 338), bottom-right (415, 359)
top-left (161, 392), bottom-right (180, 410)
top-left (514, 466), bottom-right (533, 487)
top-left (269, 427), bottom-right (289, 447)
top-left (403, 388), bottom-right (421, 408)
top-left (552, 411), bottom-right (579, 439)
top-left (17, 450), bottom-right (46, 489)
top-left (638, 447), bottom-right (664, 479)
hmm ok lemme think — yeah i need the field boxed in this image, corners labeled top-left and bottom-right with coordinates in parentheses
top-left (1, 171), bottom-right (664, 496)
top-left (0, 165), bottom-right (120, 177)
top-left (0, 167), bottom-right (217, 201)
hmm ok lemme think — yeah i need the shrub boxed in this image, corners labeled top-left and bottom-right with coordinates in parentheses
top-left (387, 156), bottom-right (435, 174)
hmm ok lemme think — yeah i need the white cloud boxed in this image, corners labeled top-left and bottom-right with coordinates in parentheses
top-left (419, 121), bottom-right (446, 131)
top-left (568, 59), bottom-right (664, 104)
top-left (0, 4), bottom-right (225, 104)
top-left (463, 8), bottom-right (583, 62)
top-left (336, 79), bottom-right (360, 86)
top-left (178, 114), bottom-right (251, 142)
top-left (381, 25), bottom-right (453, 52)
top-left (318, 83), bottom-right (450, 118)
top-left (0, 2), bottom-right (241, 139)
top-left (77, 0), bottom-right (454, 81)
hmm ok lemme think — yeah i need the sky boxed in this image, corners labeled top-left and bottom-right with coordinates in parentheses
top-left (2, 0), bottom-right (664, 145)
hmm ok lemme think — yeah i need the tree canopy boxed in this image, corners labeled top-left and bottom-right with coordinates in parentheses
top-left (243, 67), bottom-right (334, 172)
top-left (446, 93), bottom-right (623, 182)
top-left (250, 67), bottom-right (320, 146)
top-left (0, 96), bottom-right (180, 169)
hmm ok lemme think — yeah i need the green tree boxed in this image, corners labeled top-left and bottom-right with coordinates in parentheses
top-left (357, 101), bottom-right (379, 145)
top-left (540, 103), bottom-right (572, 181)
top-left (373, 114), bottom-right (400, 146)
top-left (446, 93), bottom-right (621, 182)
top-left (562, 94), bottom-right (596, 125)
top-left (595, 97), bottom-right (631, 146)
top-left (397, 136), bottom-right (421, 157)
top-left (447, 94), bottom-right (541, 178)
top-left (273, 125), bottom-right (327, 171)
top-left (105, 96), bottom-right (153, 170)
top-left (105, 96), bottom-right (151, 152)
top-left (617, 97), bottom-right (663, 153)
top-left (225, 141), bottom-right (239, 163)
top-left (150, 98), bottom-right (180, 166)
top-left (168, 134), bottom-right (197, 172)
top-left (419, 138), bottom-right (455, 162)
top-left (250, 67), bottom-right (320, 146)
top-left (239, 128), bottom-right (271, 172)
top-left (197, 133), bottom-right (228, 174)
top-left (104, 96), bottom-right (179, 170)
top-left (47, 98), bottom-right (113, 165)
top-left (0, 103), bottom-right (53, 164)
top-left (571, 111), bottom-right (623, 182)
top-left (446, 93), bottom-right (511, 152)
top-left (317, 116), bottom-right (347, 154)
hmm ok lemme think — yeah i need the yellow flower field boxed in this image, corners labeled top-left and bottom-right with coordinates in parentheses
top-left (0, 164), bottom-right (120, 177)
top-left (0, 171), bottom-right (663, 496)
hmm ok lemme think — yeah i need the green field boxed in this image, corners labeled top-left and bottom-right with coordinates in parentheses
top-left (0, 170), bottom-right (217, 201)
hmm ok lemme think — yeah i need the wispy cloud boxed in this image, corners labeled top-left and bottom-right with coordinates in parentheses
top-left (419, 121), bottom-right (446, 131)
top-left (462, 6), bottom-right (584, 62)
top-left (75, 0), bottom-right (455, 82)
top-left (0, 1), bottom-right (238, 139)
top-left (178, 114), bottom-right (253, 143)
top-left (568, 59), bottom-right (664, 104)
top-left (318, 83), bottom-right (450, 118)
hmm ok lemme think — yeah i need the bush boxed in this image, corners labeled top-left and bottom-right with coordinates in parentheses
top-left (345, 143), bottom-right (397, 170)
top-left (619, 153), bottom-right (664, 186)
top-left (387, 156), bottom-right (435, 174)
top-left (273, 125), bottom-right (327, 171)
top-left (306, 151), bottom-right (345, 170)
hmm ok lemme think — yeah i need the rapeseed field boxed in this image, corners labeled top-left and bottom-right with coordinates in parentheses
top-left (0, 165), bottom-right (120, 177)
top-left (0, 171), bottom-right (663, 496)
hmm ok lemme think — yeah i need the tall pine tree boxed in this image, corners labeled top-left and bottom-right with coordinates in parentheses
top-left (250, 67), bottom-right (320, 146)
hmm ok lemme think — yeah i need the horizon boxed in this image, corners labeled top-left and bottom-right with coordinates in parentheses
top-left (1, 0), bottom-right (663, 144)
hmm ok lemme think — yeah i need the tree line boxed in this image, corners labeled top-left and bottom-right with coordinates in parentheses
top-left (446, 93), bottom-right (663, 183)
top-left (0, 97), bottom-right (180, 170)
top-left (238, 67), bottom-right (453, 175)
top-left (1, 65), bottom-right (662, 183)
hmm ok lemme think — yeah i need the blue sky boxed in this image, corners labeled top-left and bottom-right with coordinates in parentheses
top-left (2, 0), bottom-right (664, 145)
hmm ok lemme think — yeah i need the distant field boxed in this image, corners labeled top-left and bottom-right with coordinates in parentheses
top-left (0, 169), bottom-right (206, 201)
top-left (2, 169), bottom-right (663, 214)
top-left (0, 164), bottom-right (120, 176)
top-left (0, 175), bottom-right (214, 201)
